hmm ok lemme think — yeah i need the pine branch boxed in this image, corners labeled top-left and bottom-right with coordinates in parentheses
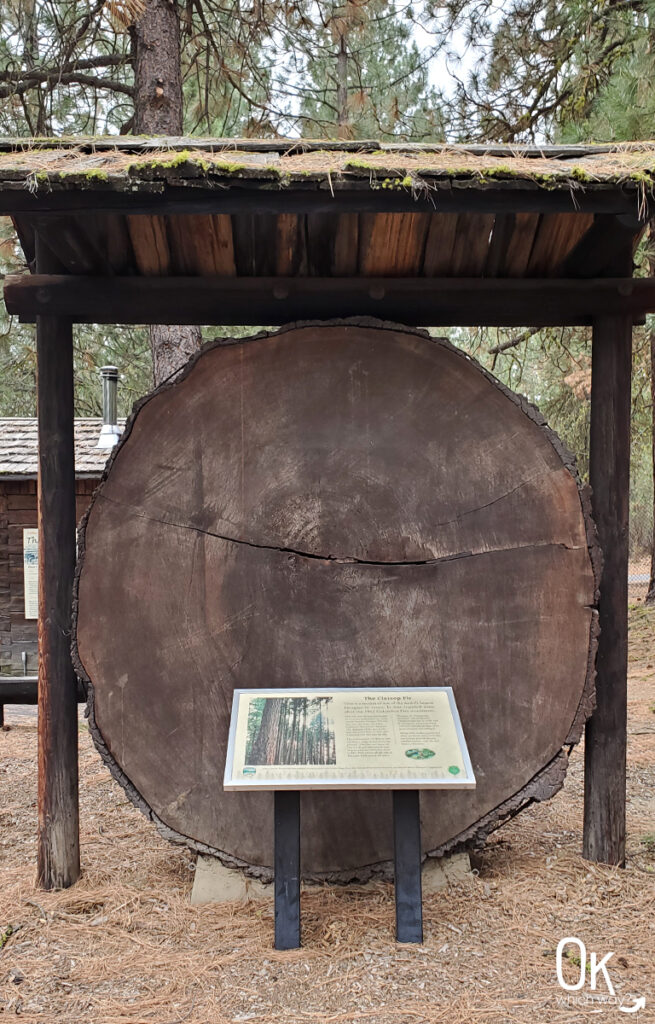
top-left (0, 71), bottom-right (134, 101)
top-left (0, 54), bottom-right (129, 85)
top-left (488, 328), bottom-right (540, 356)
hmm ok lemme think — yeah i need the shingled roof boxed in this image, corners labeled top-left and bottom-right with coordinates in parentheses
top-left (0, 418), bottom-right (124, 477)
top-left (1, 137), bottom-right (655, 194)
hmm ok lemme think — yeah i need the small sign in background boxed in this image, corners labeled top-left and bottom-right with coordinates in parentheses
top-left (23, 528), bottom-right (38, 620)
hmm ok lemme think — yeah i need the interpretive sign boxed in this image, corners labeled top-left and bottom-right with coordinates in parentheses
top-left (23, 528), bottom-right (38, 620)
top-left (224, 687), bottom-right (475, 791)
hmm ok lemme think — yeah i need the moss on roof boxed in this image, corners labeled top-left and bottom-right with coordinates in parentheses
top-left (0, 138), bottom-right (654, 196)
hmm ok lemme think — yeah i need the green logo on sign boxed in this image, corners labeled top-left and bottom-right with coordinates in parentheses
top-left (405, 748), bottom-right (436, 760)
top-left (448, 765), bottom-right (460, 775)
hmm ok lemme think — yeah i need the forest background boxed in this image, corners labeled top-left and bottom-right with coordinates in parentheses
top-left (1, 0), bottom-right (654, 586)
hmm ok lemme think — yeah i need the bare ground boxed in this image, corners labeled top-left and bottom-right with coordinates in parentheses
top-left (0, 608), bottom-right (654, 1024)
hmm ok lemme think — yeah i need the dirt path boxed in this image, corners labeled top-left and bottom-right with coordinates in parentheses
top-left (0, 609), bottom-right (653, 1023)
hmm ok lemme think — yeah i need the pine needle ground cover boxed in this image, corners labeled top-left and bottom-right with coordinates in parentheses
top-left (0, 607), bottom-right (653, 1024)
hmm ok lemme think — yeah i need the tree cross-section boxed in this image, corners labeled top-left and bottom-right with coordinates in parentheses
top-left (72, 323), bottom-right (599, 877)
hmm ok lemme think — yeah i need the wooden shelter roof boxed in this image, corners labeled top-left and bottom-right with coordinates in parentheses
top-left (2, 136), bottom-right (655, 189)
top-left (2, 138), bottom-right (655, 327)
top-left (0, 417), bottom-right (123, 477)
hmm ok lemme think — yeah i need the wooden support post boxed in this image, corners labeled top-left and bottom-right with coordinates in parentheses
top-left (583, 314), bottom-right (632, 866)
top-left (274, 791), bottom-right (301, 950)
top-left (392, 790), bottom-right (423, 943)
top-left (35, 234), bottom-right (80, 889)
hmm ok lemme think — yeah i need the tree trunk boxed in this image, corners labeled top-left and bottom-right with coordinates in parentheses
top-left (131, 0), bottom-right (202, 385)
top-left (132, 0), bottom-right (183, 135)
top-left (148, 324), bottom-right (204, 385)
top-left (250, 698), bottom-right (279, 765)
top-left (336, 31), bottom-right (348, 139)
top-left (301, 699), bottom-right (308, 763)
top-left (274, 699), bottom-right (286, 763)
top-left (289, 700), bottom-right (298, 764)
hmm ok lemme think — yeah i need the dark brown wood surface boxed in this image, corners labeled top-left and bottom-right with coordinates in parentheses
top-left (35, 237), bottom-right (80, 890)
top-left (6, 274), bottom-right (655, 327)
top-left (3, 204), bottom-right (648, 303)
top-left (74, 323), bottom-right (597, 878)
top-left (583, 315), bottom-right (632, 866)
top-left (7, 210), bottom-right (647, 283)
top-left (0, 181), bottom-right (647, 218)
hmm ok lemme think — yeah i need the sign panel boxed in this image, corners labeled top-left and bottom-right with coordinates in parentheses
top-left (23, 528), bottom-right (38, 620)
top-left (224, 688), bottom-right (476, 791)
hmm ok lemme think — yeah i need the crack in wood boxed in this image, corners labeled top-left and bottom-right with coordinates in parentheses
top-left (96, 491), bottom-right (585, 567)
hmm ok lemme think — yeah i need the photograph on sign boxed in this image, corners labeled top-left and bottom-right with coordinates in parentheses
top-left (224, 688), bottom-right (476, 790)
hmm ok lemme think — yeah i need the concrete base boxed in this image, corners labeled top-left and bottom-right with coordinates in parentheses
top-left (421, 851), bottom-right (471, 894)
top-left (190, 851), bottom-right (471, 904)
top-left (191, 855), bottom-right (269, 904)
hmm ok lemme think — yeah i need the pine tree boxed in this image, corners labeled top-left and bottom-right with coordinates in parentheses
top-left (290, 1), bottom-right (444, 140)
top-left (427, 0), bottom-right (651, 142)
top-left (0, 0), bottom-right (134, 136)
top-left (558, 25), bottom-right (655, 603)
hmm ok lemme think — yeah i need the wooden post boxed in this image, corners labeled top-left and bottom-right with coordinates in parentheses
top-left (392, 790), bottom-right (423, 943)
top-left (583, 314), bottom-right (632, 866)
top-left (35, 234), bottom-right (80, 889)
top-left (274, 791), bottom-right (301, 950)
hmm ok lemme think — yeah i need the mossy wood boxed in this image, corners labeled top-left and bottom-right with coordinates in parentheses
top-left (73, 322), bottom-right (598, 879)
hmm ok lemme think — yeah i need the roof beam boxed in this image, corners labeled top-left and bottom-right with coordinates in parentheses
top-left (5, 274), bottom-right (655, 327)
top-left (0, 183), bottom-right (647, 217)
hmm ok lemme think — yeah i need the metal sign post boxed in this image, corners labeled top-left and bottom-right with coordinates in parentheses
top-left (273, 788), bottom-right (424, 950)
top-left (225, 687), bottom-right (475, 950)
top-left (274, 791), bottom-right (301, 951)
top-left (392, 790), bottom-right (423, 943)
